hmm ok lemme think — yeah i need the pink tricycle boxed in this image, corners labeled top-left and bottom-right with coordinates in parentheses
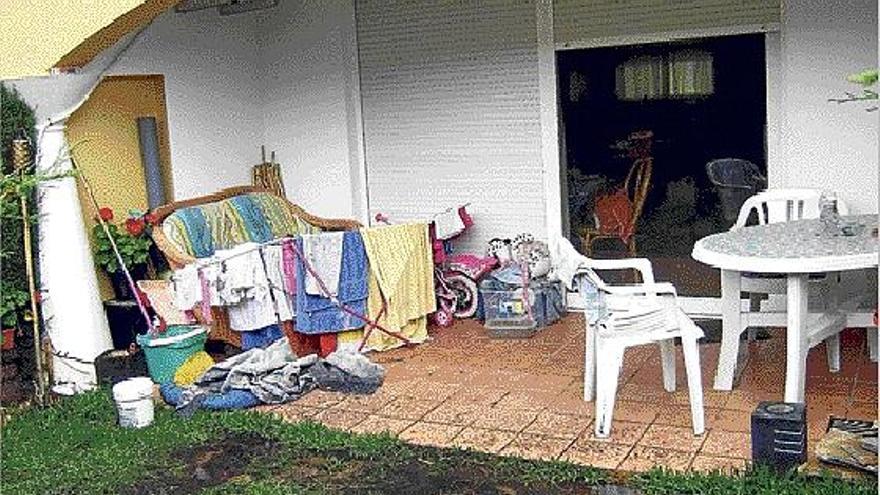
top-left (375, 204), bottom-right (498, 327)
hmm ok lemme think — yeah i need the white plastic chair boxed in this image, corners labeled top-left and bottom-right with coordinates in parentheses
top-left (732, 188), bottom-right (848, 371)
top-left (553, 236), bottom-right (705, 438)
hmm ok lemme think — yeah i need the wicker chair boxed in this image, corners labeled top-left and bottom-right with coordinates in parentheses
top-left (150, 186), bottom-right (361, 347)
top-left (580, 139), bottom-right (653, 257)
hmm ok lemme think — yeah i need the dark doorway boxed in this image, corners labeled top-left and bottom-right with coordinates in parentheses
top-left (558, 33), bottom-right (767, 296)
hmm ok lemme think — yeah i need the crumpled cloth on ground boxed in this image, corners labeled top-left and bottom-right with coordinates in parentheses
top-left (195, 337), bottom-right (319, 404)
top-left (302, 232), bottom-right (344, 296)
top-left (310, 351), bottom-right (385, 394)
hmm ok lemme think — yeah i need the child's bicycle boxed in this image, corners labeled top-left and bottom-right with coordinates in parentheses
top-left (375, 205), bottom-right (497, 327)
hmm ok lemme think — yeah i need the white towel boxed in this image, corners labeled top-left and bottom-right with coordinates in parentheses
top-left (302, 232), bottom-right (344, 296)
top-left (433, 207), bottom-right (466, 240)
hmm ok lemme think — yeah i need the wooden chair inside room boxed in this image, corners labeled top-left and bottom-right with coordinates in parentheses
top-left (580, 131), bottom-right (653, 257)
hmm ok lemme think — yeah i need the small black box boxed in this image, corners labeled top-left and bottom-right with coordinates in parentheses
top-left (751, 401), bottom-right (807, 471)
top-left (94, 349), bottom-right (149, 387)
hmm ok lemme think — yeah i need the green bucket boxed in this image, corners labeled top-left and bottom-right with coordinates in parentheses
top-left (136, 325), bottom-right (208, 384)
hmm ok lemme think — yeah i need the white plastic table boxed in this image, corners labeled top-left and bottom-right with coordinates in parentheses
top-left (692, 214), bottom-right (878, 402)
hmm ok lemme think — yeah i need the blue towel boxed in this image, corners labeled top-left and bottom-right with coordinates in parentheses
top-left (228, 195), bottom-right (274, 244)
top-left (295, 231), bottom-right (368, 334)
top-left (240, 325), bottom-right (283, 351)
top-left (175, 207), bottom-right (215, 258)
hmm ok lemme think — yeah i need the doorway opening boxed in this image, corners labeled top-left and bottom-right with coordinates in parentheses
top-left (558, 33), bottom-right (767, 296)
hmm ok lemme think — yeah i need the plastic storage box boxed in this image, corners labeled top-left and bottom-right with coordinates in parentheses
top-left (479, 278), bottom-right (565, 338)
top-left (136, 325), bottom-right (208, 384)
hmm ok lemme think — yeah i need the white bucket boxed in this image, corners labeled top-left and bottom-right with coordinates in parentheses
top-left (112, 377), bottom-right (155, 428)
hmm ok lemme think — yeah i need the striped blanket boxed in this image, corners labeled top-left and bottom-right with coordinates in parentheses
top-left (162, 193), bottom-right (322, 258)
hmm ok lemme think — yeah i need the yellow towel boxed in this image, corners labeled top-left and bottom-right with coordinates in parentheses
top-left (360, 223), bottom-right (436, 351)
top-left (173, 351), bottom-right (215, 386)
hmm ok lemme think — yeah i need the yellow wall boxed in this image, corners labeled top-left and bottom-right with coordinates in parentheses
top-left (66, 75), bottom-right (173, 300)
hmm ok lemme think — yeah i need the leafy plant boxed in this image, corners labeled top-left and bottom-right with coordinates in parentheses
top-left (91, 207), bottom-right (154, 274)
top-left (1, 288), bottom-right (29, 328)
top-left (829, 68), bottom-right (878, 111)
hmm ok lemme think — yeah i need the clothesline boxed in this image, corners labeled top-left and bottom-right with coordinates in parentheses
top-left (173, 229), bottom-right (423, 350)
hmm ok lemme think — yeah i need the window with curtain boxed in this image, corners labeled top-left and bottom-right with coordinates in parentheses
top-left (669, 50), bottom-right (714, 97)
top-left (615, 50), bottom-right (714, 101)
top-left (615, 55), bottom-right (667, 101)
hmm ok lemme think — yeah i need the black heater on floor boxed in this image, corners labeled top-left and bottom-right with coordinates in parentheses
top-left (751, 401), bottom-right (808, 471)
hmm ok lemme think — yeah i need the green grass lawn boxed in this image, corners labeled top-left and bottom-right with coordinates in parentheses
top-left (1, 391), bottom-right (875, 495)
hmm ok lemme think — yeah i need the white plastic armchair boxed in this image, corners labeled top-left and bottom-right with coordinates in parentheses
top-left (552, 236), bottom-right (705, 438)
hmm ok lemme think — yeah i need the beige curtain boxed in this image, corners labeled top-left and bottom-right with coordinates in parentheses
top-left (669, 50), bottom-right (714, 97)
top-left (615, 55), bottom-right (667, 101)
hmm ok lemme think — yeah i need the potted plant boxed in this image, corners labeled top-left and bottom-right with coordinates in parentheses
top-left (0, 288), bottom-right (28, 350)
top-left (92, 207), bottom-right (154, 300)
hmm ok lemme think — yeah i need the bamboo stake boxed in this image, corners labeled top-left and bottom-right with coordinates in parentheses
top-left (12, 138), bottom-right (46, 406)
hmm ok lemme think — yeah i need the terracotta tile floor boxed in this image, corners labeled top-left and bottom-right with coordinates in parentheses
top-left (266, 316), bottom-right (878, 472)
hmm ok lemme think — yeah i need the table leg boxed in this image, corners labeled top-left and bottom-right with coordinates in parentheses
top-left (714, 269), bottom-right (743, 391)
top-left (785, 274), bottom-right (809, 403)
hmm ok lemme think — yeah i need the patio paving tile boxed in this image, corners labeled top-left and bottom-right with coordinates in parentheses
top-left (500, 433), bottom-right (574, 461)
top-left (376, 396), bottom-right (444, 421)
top-left (712, 408), bottom-right (751, 433)
top-left (470, 407), bottom-right (539, 432)
top-left (586, 421), bottom-right (649, 446)
top-left (350, 415), bottom-right (413, 436)
top-left (638, 424), bottom-right (706, 452)
top-left (620, 446), bottom-right (694, 473)
top-left (451, 427), bottom-right (517, 453)
top-left (560, 438), bottom-right (633, 470)
top-left (312, 408), bottom-right (368, 431)
top-left (522, 410), bottom-right (591, 440)
top-left (700, 430), bottom-right (751, 459)
top-left (422, 401), bottom-right (484, 425)
top-left (492, 390), bottom-right (561, 410)
top-left (274, 404), bottom-right (321, 423)
top-left (655, 405), bottom-right (718, 430)
top-left (444, 386), bottom-right (508, 406)
top-left (259, 316), bottom-right (875, 470)
top-left (398, 421), bottom-right (464, 447)
top-left (689, 454), bottom-right (750, 474)
top-left (332, 393), bottom-right (394, 414)
top-left (612, 400), bottom-right (659, 424)
top-left (296, 390), bottom-right (345, 409)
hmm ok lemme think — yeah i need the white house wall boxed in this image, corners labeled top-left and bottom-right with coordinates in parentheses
top-left (107, 8), bottom-right (263, 201)
top-left (255, 0), bottom-right (362, 220)
top-left (774, 0), bottom-right (878, 214)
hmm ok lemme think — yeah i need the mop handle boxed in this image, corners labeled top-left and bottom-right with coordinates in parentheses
top-left (70, 156), bottom-right (156, 335)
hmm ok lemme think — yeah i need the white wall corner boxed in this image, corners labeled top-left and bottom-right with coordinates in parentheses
top-left (537, 0), bottom-right (563, 242)
top-left (342, 0), bottom-right (369, 225)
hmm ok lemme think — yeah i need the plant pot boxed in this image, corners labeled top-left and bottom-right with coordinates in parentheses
top-left (2, 328), bottom-right (15, 351)
top-left (109, 265), bottom-right (148, 300)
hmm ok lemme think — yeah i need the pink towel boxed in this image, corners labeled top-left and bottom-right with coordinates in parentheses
top-left (282, 239), bottom-right (297, 299)
top-left (197, 268), bottom-right (214, 325)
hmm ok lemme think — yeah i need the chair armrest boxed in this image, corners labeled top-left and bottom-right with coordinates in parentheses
top-left (588, 258), bottom-right (656, 284)
top-left (601, 282), bottom-right (677, 298)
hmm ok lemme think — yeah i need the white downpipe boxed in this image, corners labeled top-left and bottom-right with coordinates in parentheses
top-left (36, 122), bottom-right (112, 392)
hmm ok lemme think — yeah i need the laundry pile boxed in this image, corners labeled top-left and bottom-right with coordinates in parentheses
top-left (160, 337), bottom-right (384, 416)
top-left (168, 224), bottom-right (435, 352)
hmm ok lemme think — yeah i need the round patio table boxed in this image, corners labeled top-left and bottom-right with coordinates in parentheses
top-left (692, 214), bottom-right (878, 402)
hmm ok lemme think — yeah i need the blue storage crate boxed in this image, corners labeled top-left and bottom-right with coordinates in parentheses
top-left (479, 277), bottom-right (565, 338)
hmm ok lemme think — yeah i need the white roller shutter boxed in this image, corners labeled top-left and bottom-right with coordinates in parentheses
top-left (554, 0), bottom-right (781, 48)
top-left (356, 0), bottom-right (546, 251)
